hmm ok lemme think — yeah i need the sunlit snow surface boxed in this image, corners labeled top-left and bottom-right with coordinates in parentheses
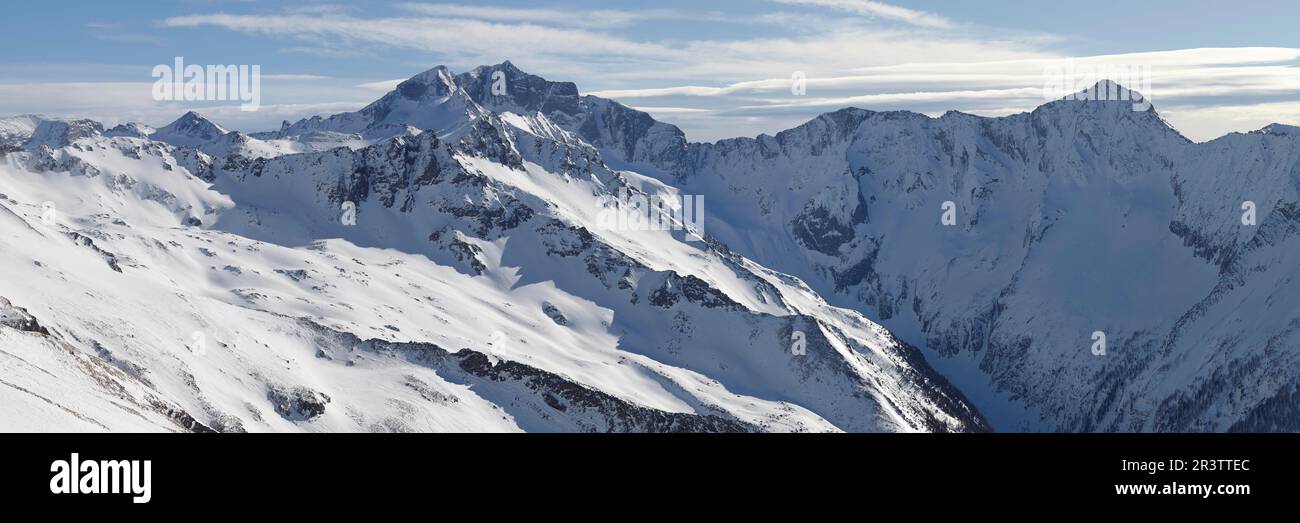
top-left (0, 68), bottom-right (982, 432)
top-left (4, 65), bottom-right (1294, 433)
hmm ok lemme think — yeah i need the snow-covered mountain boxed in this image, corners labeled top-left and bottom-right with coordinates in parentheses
top-left (0, 115), bottom-right (43, 148)
top-left (150, 111), bottom-right (229, 147)
top-left (0, 63), bottom-right (986, 433)
top-left (2, 62), bottom-right (1295, 433)
top-left (612, 80), bottom-right (1299, 432)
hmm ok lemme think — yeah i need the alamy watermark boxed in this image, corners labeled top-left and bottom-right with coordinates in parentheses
top-left (596, 187), bottom-right (705, 243)
top-left (491, 70), bottom-right (508, 96)
top-left (790, 330), bottom-right (807, 356)
top-left (1043, 60), bottom-right (1152, 111)
top-left (40, 201), bottom-right (57, 226)
top-left (50, 453), bottom-right (152, 504)
top-left (190, 330), bottom-right (207, 356)
top-left (152, 57), bottom-right (261, 111)
top-left (341, 201), bottom-right (358, 226)
top-left (941, 201), bottom-right (957, 226)
top-left (1091, 330), bottom-right (1107, 356)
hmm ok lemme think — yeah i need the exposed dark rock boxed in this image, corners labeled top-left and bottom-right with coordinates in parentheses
top-left (791, 205), bottom-right (856, 256)
top-left (0, 297), bottom-right (50, 335)
top-left (650, 274), bottom-right (744, 311)
top-left (275, 269), bottom-right (310, 282)
top-left (308, 322), bottom-right (753, 433)
top-left (541, 301), bottom-right (569, 326)
top-left (64, 231), bottom-right (123, 272)
top-left (267, 385), bottom-right (331, 421)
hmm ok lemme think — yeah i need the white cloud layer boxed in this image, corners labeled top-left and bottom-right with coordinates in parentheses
top-left (1, 4), bottom-right (1295, 144)
top-left (770, 0), bottom-right (954, 28)
top-left (394, 3), bottom-right (710, 28)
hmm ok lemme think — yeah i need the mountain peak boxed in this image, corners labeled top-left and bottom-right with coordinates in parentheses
top-left (392, 66), bottom-right (457, 102)
top-left (1257, 123), bottom-right (1300, 136)
top-left (466, 60), bottom-right (523, 78)
top-left (455, 61), bottom-right (581, 116)
top-left (402, 65), bottom-right (453, 87)
top-left (1054, 79), bottom-right (1154, 112)
top-left (23, 118), bottom-right (104, 148)
top-left (167, 111), bottom-right (225, 130)
top-left (495, 60), bottom-right (519, 73)
top-left (0, 114), bottom-right (46, 146)
top-left (152, 111), bottom-right (229, 147)
top-left (104, 122), bottom-right (154, 139)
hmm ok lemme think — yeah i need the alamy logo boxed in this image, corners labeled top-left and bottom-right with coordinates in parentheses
top-left (1091, 331), bottom-right (1107, 356)
top-left (40, 201), bottom-right (57, 226)
top-left (341, 201), bottom-right (358, 226)
top-left (941, 201), bottom-right (957, 226)
top-left (491, 70), bottom-right (508, 96)
top-left (596, 187), bottom-right (705, 243)
top-left (152, 57), bottom-right (261, 111)
top-left (791, 71), bottom-right (807, 96)
top-left (50, 453), bottom-right (152, 504)
top-left (1241, 201), bottom-right (1256, 226)
top-left (190, 331), bottom-right (207, 356)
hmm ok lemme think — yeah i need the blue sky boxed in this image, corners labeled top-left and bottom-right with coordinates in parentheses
top-left (2, 0), bottom-right (1299, 141)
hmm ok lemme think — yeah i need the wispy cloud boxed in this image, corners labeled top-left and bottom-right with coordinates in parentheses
top-left (356, 79), bottom-right (404, 91)
top-left (591, 47), bottom-right (1300, 141)
top-left (85, 21), bottom-right (166, 46)
top-left (394, 3), bottom-right (709, 28)
top-left (736, 87), bottom-right (1044, 110)
top-left (160, 13), bottom-right (679, 63)
top-left (629, 106), bottom-right (713, 114)
top-left (770, 0), bottom-right (954, 28)
top-left (258, 74), bottom-right (329, 81)
top-left (158, 7), bottom-right (1054, 83)
top-left (91, 33), bottom-right (166, 45)
top-left (1161, 100), bottom-right (1300, 142)
top-left (0, 81), bottom-right (369, 131)
top-left (8, 3), bottom-right (1293, 144)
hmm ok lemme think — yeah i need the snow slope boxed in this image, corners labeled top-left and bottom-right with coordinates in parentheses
top-left (0, 64), bottom-right (984, 433)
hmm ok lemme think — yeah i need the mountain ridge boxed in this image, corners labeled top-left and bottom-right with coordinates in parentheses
top-left (2, 62), bottom-right (1296, 432)
top-left (0, 62), bottom-right (993, 433)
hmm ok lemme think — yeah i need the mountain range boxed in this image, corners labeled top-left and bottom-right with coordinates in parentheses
top-left (1, 61), bottom-right (1295, 432)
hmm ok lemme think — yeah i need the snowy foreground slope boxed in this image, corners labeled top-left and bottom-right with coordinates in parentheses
top-left (0, 63), bottom-right (984, 433)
